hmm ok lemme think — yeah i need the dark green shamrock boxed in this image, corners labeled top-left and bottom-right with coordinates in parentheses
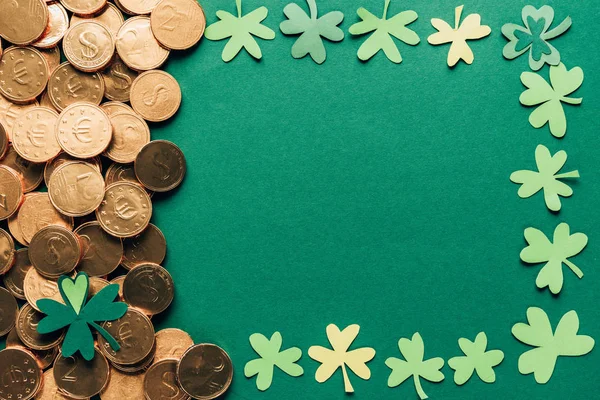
top-left (37, 272), bottom-right (127, 361)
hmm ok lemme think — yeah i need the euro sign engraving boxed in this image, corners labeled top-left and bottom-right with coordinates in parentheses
top-left (72, 117), bottom-right (92, 143)
top-left (142, 85), bottom-right (169, 106)
top-left (66, 76), bottom-right (86, 98)
top-left (153, 151), bottom-right (171, 182)
top-left (2, 365), bottom-right (26, 386)
top-left (114, 195), bottom-right (138, 220)
top-left (79, 32), bottom-right (99, 60)
top-left (27, 122), bottom-right (47, 147)
top-left (117, 322), bottom-right (135, 348)
top-left (111, 64), bottom-right (132, 90)
top-left (12, 59), bottom-right (30, 85)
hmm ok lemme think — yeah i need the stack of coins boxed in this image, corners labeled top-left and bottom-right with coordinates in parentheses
top-left (0, 1), bottom-right (234, 399)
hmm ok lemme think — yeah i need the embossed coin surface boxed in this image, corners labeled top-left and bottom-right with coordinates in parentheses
top-left (0, 97), bottom-right (39, 139)
top-left (60, 0), bottom-right (107, 15)
top-left (0, 287), bottom-right (18, 336)
top-left (0, 165), bottom-right (23, 220)
top-left (177, 344), bottom-right (234, 400)
top-left (56, 103), bottom-right (112, 158)
top-left (130, 71), bottom-right (181, 122)
top-left (0, 123), bottom-right (7, 158)
top-left (44, 152), bottom-right (102, 186)
top-left (3, 248), bottom-right (31, 300)
top-left (96, 182), bottom-right (152, 238)
top-left (101, 56), bottom-right (138, 102)
top-left (16, 303), bottom-right (64, 350)
top-left (105, 111), bottom-right (150, 163)
top-left (11, 107), bottom-right (61, 163)
top-left (105, 162), bottom-right (145, 189)
top-left (100, 367), bottom-right (145, 400)
top-left (144, 359), bottom-right (189, 400)
top-left (32, 2), bottom-right (70, 49)
top-left (0, 47), bottom-right (49, 103)
top-left (0, 0), bottom-right (48, 45)
top-left (116, 17), bottom-right (170, 71)
top-left (0, 147), bottom-right (43, 192)
top-left (17, 192), bottom-right (73, 243)
top-left (71, 3), bottom-right (124, 38)
top-left (7, 213), bottom-right (27, 246)
top-left (48, 62), bottom-right (104, 111)
top-left (155, 328), bottom-right (194, 362)
top-left (0, 348), bottom-right (42, 400)
top-left (5, 327), bottom-right (59, 370)
top-left (63, 21), bottom-right (115, 72)
top-left (151, 0), bottom-right (206, 50)
top-left (23, 267), bottom-right (64, 311)
top-left (36, 369), bottom-right (73, 400)
top-left (39, 46), bottom-right (61, 75)
top-left (0, 228), bottom-right (15, 275)
top-left (123, 263), bottom-right (174, 315)
top-left (118, 0), bottom-right (161, 15)
top-left (98, 308), bottom-right (155, 365)
top-left (54, 349), bottom-right (110, 398)
top-left (48, 161), bottom-right (105, 216)
top-left (29, 225), bottom-right (81, 279)
top-left (135, 140), bottom-right (186, 192)
top-left (101, 101), bottom-right (134, 116)
top-left (122, 223), bottom-right (166, 270)
top-left (75, 221), bottom-right (123, 277)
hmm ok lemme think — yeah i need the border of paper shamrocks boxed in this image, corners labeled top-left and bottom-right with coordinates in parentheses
top-left (204, 1), bottom-right (593, 397)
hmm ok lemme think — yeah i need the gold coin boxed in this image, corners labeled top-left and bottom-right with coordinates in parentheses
top-left (5, 327), bottom-right (59, 370)
top-left (44, 152), bottom-right (102, 186)
top-left (111, 343), bottom-right (155, 372)
top-left (32, 2), bottom-right (70, 49)
top-left (0, 146), bottom-right (43, 192)
top-left (63, 21), bottom-right (115, 72)
top-left (38, 46), bottom-right (61, 75)
top-left (177, 344), bottom-right (233, 400)
top-left (96, 182), bottom-right (152, 238)
top-left (0, 227), bottom-right (15, 274)
top-left (29, 225), bottom-right (81, 278)
top-left (122, 223), bottom-right (165, 270)
top-left (105, 162), bottom-right (146, 189)
top-left (56, 102), bottom-right (112, 158)
top-left (0, 348), bottom-right (42, 400)
top-left (130, 71), bottom-right (181, 122)
top-left (48, 161), bottom-right (105, 216)
top-left (118, 0), bottom-right (161, 15)
top-left (0, 122), bottom-right (7, 159)
top-left (75, 221), bottom-right (123, 277)
top-left (98, 308), bottom-right (155, 365)
top-left (100, 100), bottom-right (134, 116)
top-left (0, 0), bottom-right (48, 45)
top-left (101, 56), bottom-right (138, 102)
top-left (144, 359), bottom-right (189, 400)
top-left (39, 90), bottom-right (59, 111)
top-left (0, 96), bottom-right (39, 140)
top-left (16, 303), bottom-right (64, 350)
top-left (151, 0), bottom-right (206, 50)
top-left (3, 248), bottom-right (32, 299)
top-left (99, 367), bottom-right (145, 400)
top-left (61, 0), bottom-right (108, 16)
top-left (54, 349), bottom-right (110, 398)
top-left (8, 213), bottom-right (27, 246)
top-left (11, 106), bottom-right (61, 163)
top-left (154, 328), bottom-right (193, 362)
top-left (0, 287), bottom-right (18, 336)
top-left (134, 140), bottom-right (185, 192)
top-left (0, 46), bottom-right (49, 103)
top-left (71, 3), bottom-right (125, 38)
top-left (89, 276), bottom-right (110, 297)
top-left (36, 369), bottom-right (76, 400)
top-left (0, 165), bottom-right (23, 220)
top-left (108, 275), bottom-right (125, 299)
top-left (123, 263), bottom-right (174, 315)
top-left (18, 192), bottom-right (73, 243)
top-left (48, 62), bottom-right (104, 111)
top-left (116, 17), bottom-right (170, 71)
top-left (23, 267), bottom-right (64, 311)
top-left (105, 111), bottom-right (150, 163)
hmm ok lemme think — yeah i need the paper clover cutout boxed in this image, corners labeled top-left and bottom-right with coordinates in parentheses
top-left (448, 332), bottom-right (504, 385)
top-left (502, 5), bottom-right (572, 71)
top-left (37, 272), bottom-right (127, 361)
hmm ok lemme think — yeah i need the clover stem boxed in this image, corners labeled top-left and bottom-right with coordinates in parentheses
top-left (236, 0), bottom-right (242, 18)
top-left (554, 170), bottom-right (580, 179)
top-left (341, 364), bottom-right (354, 393)
top-left (414, 375), bottom-right (428, 399)
top-left (561, 97), bottom-right (583, 105)
top-left (454, 5), bottom-right (464, 30)
top-left (308, 0), bottom-right (317, 20)
top-left (563, 259), bottom-right (584, 279)
top-left (383, 0), bottom-right (390, 19)
top-left (544, 17), bottom-right (573, 40)
top-left (89, 321), bottom-right (121, 351)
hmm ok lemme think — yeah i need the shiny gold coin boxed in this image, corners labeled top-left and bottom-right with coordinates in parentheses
top-left (0, 0), bottom-right (48, 45)
top-left (96, 182), bottom-right (152, 238)
top-left (48, 62), bottom-right (104, 111)
top-left (3, 248), bottom-right (32, 300)
top-left (32, 2), bottom-right (69, 49)
top-left (118, 0), bottom-right (161, 15)
top-left (177, 344), bottom-right (234, 400)
top-left (44, 152), bottom-right (102, 186)
top-left (0, 165), bottom-right (23, 220)
top-left (16, 303), bottom-right (64, 350)
top-left (89, 276), bottom-right (110, 297)
top-left (23, 267), bottom-right (64, 311)
top-left (99, 367), bottom-right (145, 400)
top-left (105, 111), bottom-right (150, 163)
top-left (151, 0), bottom-right (206, 50)
top-left (105, 162), bottom-right (146, 189)
top-left (101, 100), bottom-right (134, 116)
top-left (101, 56), bottom-right (138, 102)
top-left (56, 102), bottom-right (112, 158)
top-left (39, 46), bottom-right (61, 75)
top-left (18, 192), bottom-right (73, 243)
top-left (71, 3), bottom-right (125, 38)
top-left (123, 263), bottom-right (173, 315)
top-left (116, 17), bottom-right (170, 71)
top-left (0, 287), bottom-right (18, 336)
top-left (7, 213), bottom-right (27, 246)
top-left (36, 369), bottom-right (76, 400)
top-left (29, 225), bottom-right (81, 279)
top-left (63, 21), bottom-right (115, 72)
top-left (11, 107), bottom-right (61, 163)
top-left (154, 328), bottom-right (193, 362)
top-left (109, 275), bottom-right (125, 299)
top-left (0, 348), bottom-right (42, 400)
top-left (98, 308), bottom-right (155, 365)
top-left (39, 90), bottom-right (58, 111)
top-left (0, 227), bottom-right (15, 274)
top-left (0, 46), bottom-right (49, 104)
top-left (111, 342), bottom-right (155, 372)
top-left (0, 121), bottom-right (8, 158)
top-left (61, 0), bottom-right (107, 16)
top-left (144, 359), bottom-right (189, 400)
top-left (122, 224), bottom-right (165, 270)
top-left (130, 71), bottom-right (181, 122)
top-left (75, 221), bottom-right (123, 276)
top-left (135, 140), bottom-right (185, 192)
top-left (48, 161), bottom-right (105, 216)
top-left (0, 90), bottom-right (39, 138)
top-left (0, 146), bottom-right (43, 192)
top-left (54, 349), bottom-right (110, 398)
top-left (5, 327), bottom-right (59, 370)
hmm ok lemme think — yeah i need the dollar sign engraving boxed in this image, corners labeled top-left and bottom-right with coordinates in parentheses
top-left (79, 32), bottom-right (99, 59)
top-left (111, 64), bottom-right (132, 90)
top-left (142, 84), bottom-right (169, 106)
top-left (13, 59), bottom-right (30, 85)
top-left (139, 272), bottom-right (159, 303)
top-left (160, 372), bottom-right (180, 398)
top-left (27, 122), bottom-right (47, 147)
top-left (153, 150), bottom-right (171, 182)
top-left (45, 236), bottom-right (63, 265)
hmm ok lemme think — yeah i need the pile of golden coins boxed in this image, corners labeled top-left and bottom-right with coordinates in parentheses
top-left (0, 0), bottom-right (234, 399)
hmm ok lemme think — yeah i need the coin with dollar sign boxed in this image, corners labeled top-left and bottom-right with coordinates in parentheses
top-left (102, 56), bottom-right (138, 102)
top-left (63, 21), bottom-right (115, 72)
top-left (134, 140), bottom-right (186, 192)
top-left (130, 70), bottom-right (181, 122)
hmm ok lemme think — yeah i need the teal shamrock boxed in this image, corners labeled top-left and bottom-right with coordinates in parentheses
top-left (279, 0), bottom-right (344, 64)
top-left (37, 272), bottom-right (127, 361)
top-left (502, 5), bottom-right (571, 71)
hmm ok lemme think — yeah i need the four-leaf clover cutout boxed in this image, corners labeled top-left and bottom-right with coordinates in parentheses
top-left (448, 332), bottom-right (504, 385)
top-left (520, 222), bottom-right (588, 294)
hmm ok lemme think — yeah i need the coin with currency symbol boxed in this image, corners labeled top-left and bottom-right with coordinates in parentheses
top-left (53, 349), bottom-right (110, 398)
top-left (0, 47), bottom-right (49, 104)
top-left (151, 0), bottom-right (206, 50)
top-left (23, 268), bottom-right (64, 312)
top-left (56, 103), bottom-right (112, 158)
top-left (177, 344), bottom-right (234, 400)
top-left (71, 3), bottom-right (124, 38)
top-left (123, 263), bottom-right (174, 315)
top-left (17, 192), bottom-right (73, 243)
top-left (154, 328), bottom-right (194, 362)
top-left (48, 161), bottom-right (105, 217)
top-left (0, 287), bottom-right (18, 337)
top-left (122, 223), bottom-right (166, 270)
top-left (0, 0), bottom-right (48, 45)
top-left (105, 111), bottom-right (150, 163)
top-left (11, 107), bottom-right (61, 163)
top-left (0, 96), bottom-right (39, 139)
top-left (98, 308), bottom-right (155, 366)
top-left (0, 147), bottom-right (44, 193)
top-left (0, 228), bottom-right (15, 275)
top-left (96, 181), bottom-right (152, 238)
top-left (29, 225), bottom-right (81, 279)
top-left (144, 359), bottom-right (189, 400)
top-left (75, 221), bottom-right (123, 277)
top-left (130, 70), bottom-right (181, 122)
top-left (3, 248), bottom-right (31, 300)
top-left (116, 17), bottom-right (170, 71)
top-left (135, 140), bottom-right (186, 192)
top-left (105, 162), bottom-right (147, 190)
top-left (48, 62), bottom-right (104, 111)
top-left (63, 21), bottom-right (115, 72)
top-left (102, 56), bottom-right (138, 102)
top-left (16, 303), bottom-right (64, 351)
top-left (5, 327), bottom-right (59, 370)
top-left (0, 165), bottom-right (23, 221)
top-left (0, 348), bottom-right (42, 400)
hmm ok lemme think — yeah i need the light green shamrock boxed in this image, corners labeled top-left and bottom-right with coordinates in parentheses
top-left (512, 307), bottom-right (594, 384)
top-left (520, 222), bottom-right (588, 294)
top-left (244, 331), bottom-right (303, 391)
top-left (510, 144), bottom-right (579, 212)
top-left (448, 332), bottom-right (504, 385)
top-left (385, 332), bottom-right (444, 399)
top-left (519, 62), bottom-right (584, 138)
top-left (279, 0), bottom-right (344, 64)
top-left (205, 0), bottom-right (275, 62)
top-left (349, 0), bottom-right (420, 63)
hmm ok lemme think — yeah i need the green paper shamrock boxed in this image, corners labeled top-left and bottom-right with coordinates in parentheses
top-left (448, 332), bottom-right (504, 385)
top-left (520, 222), bottom-right (588, 294)
top-left (279, 0), bottom-right (344, 64)
top-left (519, 63), bottom-right (584, 138)
top-left (37, 272), bottom-right (127, 361)
top-left (244, 331), bottom-right (303, 391)
top-left (502, 5), bottom-right (571, 71)
top-left (385, 332), bottom-right (444, 400)
top-left (510, 145), bottom-right (579, 212)
top-left (348, 0), bottom-right (420, 64)
top-left (205, 0), bottom-right (275, 62)
top-left (512, 307), bottom-right (594, 384)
